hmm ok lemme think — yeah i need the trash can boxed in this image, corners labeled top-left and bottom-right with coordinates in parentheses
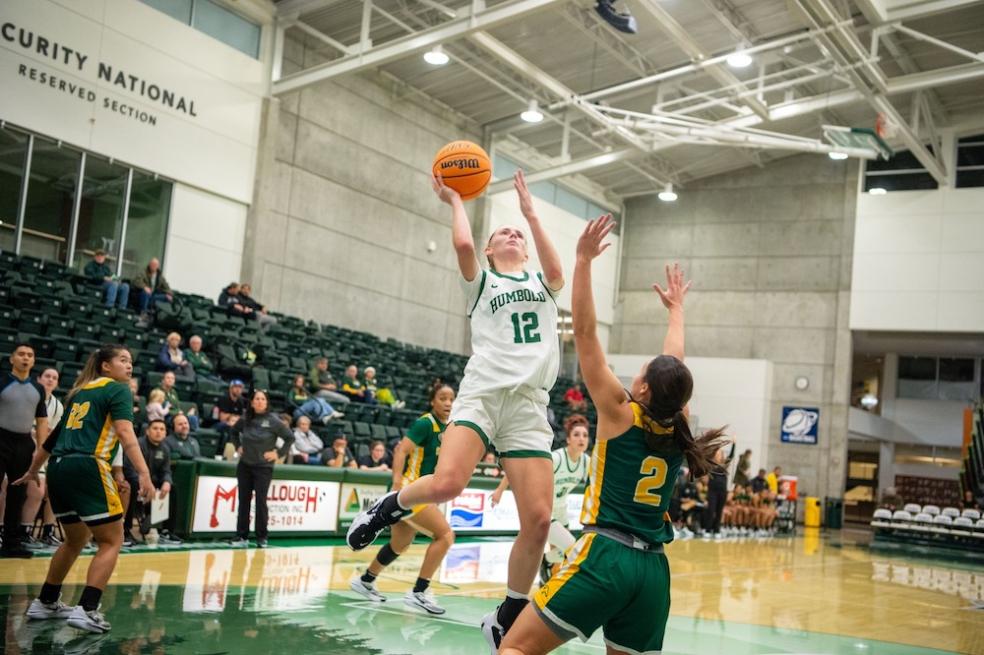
top-left (804, 496), bottom-right (821, 527)
top-left (824, 497), bottom-right (844, 529)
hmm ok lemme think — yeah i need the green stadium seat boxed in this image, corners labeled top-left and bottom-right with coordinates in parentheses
top-left (370, 424), bottom-right (387, 441)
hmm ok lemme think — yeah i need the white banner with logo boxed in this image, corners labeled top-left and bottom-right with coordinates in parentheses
top-left (338, 483), bottom-right (390, 529)
top-left (191, 475), bottom-right (340, 533)
top-left (445, 487), bottom-right (586, 533)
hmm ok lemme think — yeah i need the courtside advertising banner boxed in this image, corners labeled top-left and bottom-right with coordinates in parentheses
top-left (446, 488), bottom-right (587, 533)
top-left (191, 476), bottom-right (340, 533)
top-left (338, 483), bottom-right (390, 529)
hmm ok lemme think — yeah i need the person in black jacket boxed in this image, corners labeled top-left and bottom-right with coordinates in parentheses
top-left (229, 390), bottom-right (293, 548)
top-left (123, 420), bottom-right (181, 545)
top-left (703, 447), bottom-right (730, 537)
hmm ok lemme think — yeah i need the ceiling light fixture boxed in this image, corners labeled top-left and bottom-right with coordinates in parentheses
top-left (869, 187), bottom-right (887, 195)
top-left (726, 48), bottom-right (753, 68)
top-left (828, 151), bottom-right (849, 160)
top-left (658, 184), bottom-right (677, 202)
top-left (520, 99), bottom-right (544, 123)
top-left (423, 45), bottom-right (449, 66)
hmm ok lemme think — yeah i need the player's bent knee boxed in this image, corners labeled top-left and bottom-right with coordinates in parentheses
top-left (430, 475), bottom-right (468, 502)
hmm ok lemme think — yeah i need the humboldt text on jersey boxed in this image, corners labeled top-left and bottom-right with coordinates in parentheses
top-left (489, 288), bottom-right (547, 315)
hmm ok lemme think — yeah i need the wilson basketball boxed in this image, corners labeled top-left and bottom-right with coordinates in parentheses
top-left (431, 140), bottom-right (492, 201)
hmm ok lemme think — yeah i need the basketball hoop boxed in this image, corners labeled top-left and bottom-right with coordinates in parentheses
top-left (875, 113), bottom-right (898, 140)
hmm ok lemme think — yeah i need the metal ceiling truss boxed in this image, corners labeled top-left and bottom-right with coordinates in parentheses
top-left (272, 0), bottom-right (984, 195)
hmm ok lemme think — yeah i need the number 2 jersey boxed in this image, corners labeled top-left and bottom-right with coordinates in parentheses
top-left (46, 377), bottom-right (133, 463)
top-left (580, 402), bottom-right (683, 545)
top-left (459, 269), bottom-right (560, 399)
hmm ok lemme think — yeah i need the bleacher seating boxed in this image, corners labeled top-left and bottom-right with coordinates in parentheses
top-left (0, 251), bottom-right (598, 453)
top-left (872, 503), bottom-right (983, 552)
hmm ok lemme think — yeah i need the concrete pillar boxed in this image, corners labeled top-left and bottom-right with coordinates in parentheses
top-left (878, 440), bottom-right (895, 496)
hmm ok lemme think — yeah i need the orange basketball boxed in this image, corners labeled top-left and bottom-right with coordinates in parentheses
top-left (431, 140), bottom-right (492, 201)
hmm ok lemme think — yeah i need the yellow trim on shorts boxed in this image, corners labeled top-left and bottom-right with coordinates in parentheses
top-left (534, 532), bottom-right (596, 608)
top-left (97, 459), bottom-right (123, 516)
top-left (580, 440), bottom-right (607, 525)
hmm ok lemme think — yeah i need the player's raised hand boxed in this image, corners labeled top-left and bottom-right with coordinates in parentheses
top-left (653, 262), bottom-right (692, 310)
top-left (514, 170), bottom-right (536, 220)
top-left (576, 214), bottom-right (616, 263)
top-left (431, 173), bottom-right (461, 205)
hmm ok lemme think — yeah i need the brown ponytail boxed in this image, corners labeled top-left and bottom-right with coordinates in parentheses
top-left (634, 355), bottom-right (729, 480)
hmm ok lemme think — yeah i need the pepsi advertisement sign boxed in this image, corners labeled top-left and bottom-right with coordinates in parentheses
top-left (780, 406), bottom-right (819, 445)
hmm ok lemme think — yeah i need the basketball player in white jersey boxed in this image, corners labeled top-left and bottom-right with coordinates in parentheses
top-left (348, 169), bottom-right (563, 653)
top-left (491, 414), bottom-right (591, 583)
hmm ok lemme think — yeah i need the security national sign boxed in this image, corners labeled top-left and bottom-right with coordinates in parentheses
top-left (191, 476), bottom-right (340, 533)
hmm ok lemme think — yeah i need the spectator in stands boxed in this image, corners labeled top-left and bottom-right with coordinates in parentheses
top-left (218, 282), bottom-right (257, 321)
top-left (216, 379), bottom-right (248, 456)
top-left (326, 434), bottom-right (357, 469)
top-left (185, 335), bottom-right (221, 382)
top-left (703, 448), bottom-right (729, 537)
top-left (309, 357), bottom-right (349, 405)
top-left (154, 371), bottom-right (199, 431)
top-left (564, 382), bottom-right (587, 412)
top-left (0, 343), bottom-right (49, 558)
top-left (239, 283), bottom-right (278, 329)
top-left (341, 364), bottom-right (369, 403)
top-left (878, 486), bottom-right (904, 511)
top-left (123, 419), bottom-right (181, 545)
top-left (166, 414), bottom-right (201, 460)
top-left (750, 469), bottom-right (768, 493)
top-left (478, 451), bottom-right (502, 477)
top-left (83, 249), bottom-right (129, 309)
top-left (358, 440), bottom-right (391, 471)
top-left (363, 367), bottom-right (379, 399)
top-left (230, 390), bottom-right (294, 548)
top-left (766, 466), bottom-right (782, 495)
top-left (291, 416), bottom-right (327, 465)
top-left (734, 449), bottom-right (752, 486)
top-left (288, 374), bottom-right (342, 425)
top-left (960, 489), bottom-right (981, 511)
top-left (145, 389), bottom-right (171, 423)
top-left (129, 377), bottom-right (144, 424)
top-left (134, 257), bottom-right (172, 315)
top-left (157, 332), bottom-right (195, 381)
top-left (374, 377), bottom-right (405, 408)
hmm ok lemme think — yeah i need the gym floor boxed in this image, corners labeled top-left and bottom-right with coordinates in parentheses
top-left (2, 533), bottom-right (982, 654)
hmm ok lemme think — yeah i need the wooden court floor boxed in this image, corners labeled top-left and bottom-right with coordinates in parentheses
top-left (1, 531), bottom-right (981, 654)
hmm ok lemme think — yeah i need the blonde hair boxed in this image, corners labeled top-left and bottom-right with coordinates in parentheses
top-left (167, 332), bottom-right (182, 344)
top-left (148, 389), bottom-right (166, 404)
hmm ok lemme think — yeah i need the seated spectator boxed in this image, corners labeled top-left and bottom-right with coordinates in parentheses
top-left (291, 416), bottom-right (328, 465)
top-left (215, 379), bottom-right (248, 456)
top-left (123, 420), bottom-right (181, 545)
top-left (218, 282), bottom-right (257, 320)
top-left (83, 249), bottom-right (129, 309)
top-left (766, 466), bottom-right (781, 495)
top-left (185, 335), bottom-right (221, 382)
top-left (879, 486), bottom-right (905, 511)
top-left (309, 356), bottom-right (349, 405)
top-left (750, 468), bottom-right (768, 493)
top-left (358, 440), bottom-right (391, 471)
top-left (478, 450), bottom-right (501, 477)
top-left (363, 366), bottom-right (379, 398)
top-left (961, 489), bottom-right (981, 511)
top-left (341, 364), bottom-right (369, 403)
top-left (145, 389), bottom-right (171, 423)
top-left (239, 283), bottom-right (278, 329)
top-left (134, 257), bottom-right (172, 316)
top-left (564, 382), bottom-right (587, 412)
top-left (157, 332), bottom-right (195, 381)
top-left (154, 371), bottom-right (199, 430)
top-left (326, 434), bottom-right (357, 469)
top-left (288, 374), bottom-right (342, 424)
top-left (129, 377), bottom-right (144, 423)
top-left (165, 414), bottom-right (201, 460)
top-left (374, 378), bottom-right (405, 409)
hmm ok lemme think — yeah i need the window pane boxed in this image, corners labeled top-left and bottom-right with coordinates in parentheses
top-left (492, 154), bottom-right (519, 181)
top-left (21, 138), bottom-right (81, 264)
top-left (554, 186), bottom-right (588, 219)
top-left (0, 127), bottom-right (29, 252)
top-left (530, 181), bottom-right (555, 204)
top-left (121, 172), bottom-right (171, 280)
top-left (939, 358), bottom-right (974, 382)
top-left (74, 157), bottom-right (129, 274)
top-left (956, 169), bottom-right (984, 188)
top-left (140, 0), bottom-right (192, 24)
top-left (864, 173), bottom-right (938, 192)
top-left (899, 356), bottom-right (936, 380)
top-left (193, 0), bottom-right (261, 58)
top-left (956, 145), bottom-right (984, 167)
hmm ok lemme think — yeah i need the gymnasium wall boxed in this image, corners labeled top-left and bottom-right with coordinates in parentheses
top-left (850, 187), bottom-right (984, 332)
top-left (616, 154), bottom-right (859, 499)
top-left (243, 35), bottom-right (484, 353)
